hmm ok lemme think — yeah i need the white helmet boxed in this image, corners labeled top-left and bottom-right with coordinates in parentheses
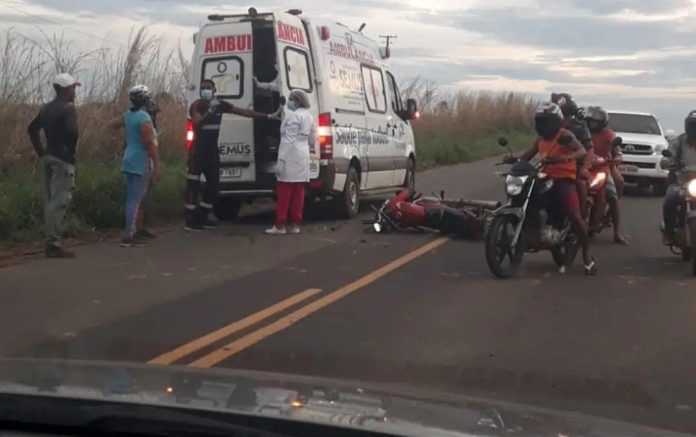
top-left (128, 84), bottom-right (152, 105)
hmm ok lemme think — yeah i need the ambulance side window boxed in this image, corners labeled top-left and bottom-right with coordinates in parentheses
top-left (202, 57), bottom-right (244, 99)
top-left (284, 47), bottom-right (312, 92)
top-left (386, 71), bottom-right (404, 119)
top-left (361, 65), bottom-right (387, 114)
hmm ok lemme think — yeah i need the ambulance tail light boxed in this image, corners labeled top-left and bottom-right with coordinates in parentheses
top-left (186, 119), bottom-right (194, 149)
top-left (318, 112), bottom-right (333, 160)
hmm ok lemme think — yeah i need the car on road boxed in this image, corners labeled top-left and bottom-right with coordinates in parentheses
top-left (186, 9), bottom-right (419, 219)
top-left (608, 110), bottom-right (670, 194)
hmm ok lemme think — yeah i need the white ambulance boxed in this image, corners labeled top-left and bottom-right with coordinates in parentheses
top-left (185, 8), bottom-right (419, 219)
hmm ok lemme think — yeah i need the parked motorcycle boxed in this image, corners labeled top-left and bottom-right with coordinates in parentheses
top-left (586, 137), bottom-right (623, 236)
top-left (485, 137), bottom-right (579, 279)
top-left (368, 189), bottom-right (499, 238)
top-left (660, 149), bottom-right (696, 276)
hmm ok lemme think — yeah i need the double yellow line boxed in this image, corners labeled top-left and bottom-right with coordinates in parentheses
top-left (149, 237), bottom-right (449, 368)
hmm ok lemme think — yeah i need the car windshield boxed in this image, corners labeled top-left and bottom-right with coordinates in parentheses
top-left (608, 113), bottom-right (663, 135)
top-left (3, 2), bottom-right (696, 437)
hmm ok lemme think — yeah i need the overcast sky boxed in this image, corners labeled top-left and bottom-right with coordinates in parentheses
top-left (2, 0), bottom-right (695, 129)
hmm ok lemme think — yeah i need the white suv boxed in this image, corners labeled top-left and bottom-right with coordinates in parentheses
top-left (608, 110), bottom-right (669, 194)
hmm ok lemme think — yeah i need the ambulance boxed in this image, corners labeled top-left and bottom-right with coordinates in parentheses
top-left (185, 8), bottom-right (419, 219)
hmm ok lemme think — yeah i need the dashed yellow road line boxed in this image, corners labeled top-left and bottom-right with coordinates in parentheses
top-left (189, 237), bottom-right (449, 368)
top-left (148, 288), bottom-right (322, 365)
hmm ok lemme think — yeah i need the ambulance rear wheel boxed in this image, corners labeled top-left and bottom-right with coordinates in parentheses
top-left (335, 167), bottom-right (360, 219)
top-left (214, 198), bottom-right (242, 221)
top-left (403, 157), bottom-right (416, 193)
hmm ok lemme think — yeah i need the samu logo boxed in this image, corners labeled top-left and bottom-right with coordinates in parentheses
top-left (219, 143), bottom-right (251, 155)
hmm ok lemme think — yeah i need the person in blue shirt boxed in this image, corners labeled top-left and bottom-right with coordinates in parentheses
top-left (109, 85), bottom-right (161, 247)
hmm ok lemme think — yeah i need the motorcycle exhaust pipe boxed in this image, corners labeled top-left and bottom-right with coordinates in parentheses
top-left (458, 200), bottom-right (502, 210)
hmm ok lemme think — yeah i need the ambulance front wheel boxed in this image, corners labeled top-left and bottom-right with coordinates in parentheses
top-left (335, 167), bottom-right (360, 219)
top-left (214, 198), bottom-right (242, 221)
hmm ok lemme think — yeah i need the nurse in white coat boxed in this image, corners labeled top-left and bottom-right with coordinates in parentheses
top-left (266, 90), bottom-right (316, 235)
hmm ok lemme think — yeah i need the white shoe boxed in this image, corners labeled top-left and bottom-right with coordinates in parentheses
top-left (265, 226), bottom-right (287, 235)
top-left (288, 225), bottom-right (301, 234)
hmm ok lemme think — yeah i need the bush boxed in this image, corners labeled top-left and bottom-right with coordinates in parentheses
top-left (0, 160), bottom-right (186, 242)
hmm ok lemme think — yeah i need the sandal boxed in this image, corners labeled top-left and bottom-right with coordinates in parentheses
top-left (584, 259), bottom-right (598, 276)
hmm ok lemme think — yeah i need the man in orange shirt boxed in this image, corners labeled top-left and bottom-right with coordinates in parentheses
top-left (584, 106), bottom-right (629, 245)
top-left (517, 103), bottom-right (597, 274)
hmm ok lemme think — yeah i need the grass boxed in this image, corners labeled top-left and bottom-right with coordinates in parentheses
top-left (0, 160), bottom-right (186, 243)
top-left (416, 130), bottom-right (535, 170)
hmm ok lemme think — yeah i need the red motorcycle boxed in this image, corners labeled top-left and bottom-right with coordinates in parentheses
top-left (368, 189), bottom-right (499, 239)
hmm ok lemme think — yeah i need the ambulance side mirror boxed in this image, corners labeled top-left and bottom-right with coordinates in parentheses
top-left (406, 99), bottom-right (418, 120)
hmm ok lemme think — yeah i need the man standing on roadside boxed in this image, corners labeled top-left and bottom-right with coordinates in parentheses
top-left (27, 73), bottom-right (80, 258)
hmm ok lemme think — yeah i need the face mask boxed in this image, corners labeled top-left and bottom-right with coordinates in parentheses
top-left (287, 100), bottom-right (297, 111)
top-left (200, 89), bottom-right (214, 101)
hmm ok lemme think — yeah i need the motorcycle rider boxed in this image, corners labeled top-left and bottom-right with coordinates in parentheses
top-left (585, 106), bottom-right (629, 245)
top-left (551, 93), bottom-right (594, 218)
top-left (514, 102), bottom-right (597, 274)
top-left (661, 110), bottom-right (696, 245)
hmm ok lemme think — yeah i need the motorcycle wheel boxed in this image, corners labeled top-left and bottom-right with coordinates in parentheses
top-left (485, 215), bottom-right (525, 279)
top-left (551, 227), bottom-right (579, 268)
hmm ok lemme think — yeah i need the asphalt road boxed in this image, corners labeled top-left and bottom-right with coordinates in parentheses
top-left (2, 157), bottom-right (696, 433)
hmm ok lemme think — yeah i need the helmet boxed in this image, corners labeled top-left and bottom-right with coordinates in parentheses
top-left (128, 84), bottom-right (152, 106)
top-left (551, 92), bottom-right (578, 117)
top-left (584, 106), bottom-right (609, 133)
top-left (686, 110), bottom-right (696, 142)
top-left (534, 102), bottom-right (564, 139)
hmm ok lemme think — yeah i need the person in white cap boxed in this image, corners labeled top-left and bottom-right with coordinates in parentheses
top-left (27, 73), bottom-right (81, 258)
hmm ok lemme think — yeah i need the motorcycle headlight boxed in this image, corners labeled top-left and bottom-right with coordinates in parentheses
top-left (505, 175), bottom-right (527, 196)
top-left (687, 179), bottom-right (696, 197)
top-left (590, 172), bottom-right (607, 188)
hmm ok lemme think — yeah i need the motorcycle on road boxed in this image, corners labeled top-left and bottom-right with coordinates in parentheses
top-left (661, 149), bottom-right (696, 276)
top-left (368, 189), bottom-right (499, 239)
top-left (586, 137), bottom-right (623, 236)
top-left (485, 137), bottom-right (579, 279)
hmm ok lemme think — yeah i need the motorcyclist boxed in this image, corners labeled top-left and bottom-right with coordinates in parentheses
top-left (585, 106), bottom-right (629, 245)
top-left (551, 93), bottom-right (594, 218)
top-left (661, 110), bottom-right (696, 245)
top-left (515, 102), bottom-right (597, 274)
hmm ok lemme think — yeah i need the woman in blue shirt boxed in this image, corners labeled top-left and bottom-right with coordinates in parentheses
top-left (109, 85), bottom-right (161, 247)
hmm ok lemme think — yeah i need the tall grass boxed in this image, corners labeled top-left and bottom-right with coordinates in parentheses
top-left (402, 78), bottom-right (537, 168)
top-left (0, 27), bottom-right (188, 170)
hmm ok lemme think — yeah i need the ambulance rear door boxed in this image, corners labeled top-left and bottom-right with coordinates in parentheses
top-left (198, 23), bottom-right (256, 182)
top-left (274, 14), bottom-right (320, 180)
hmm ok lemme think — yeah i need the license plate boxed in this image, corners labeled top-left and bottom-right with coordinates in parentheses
top-left (618, 164), bottom-right (639, 174)
top-left (220, 167), bottom-right (242, 178)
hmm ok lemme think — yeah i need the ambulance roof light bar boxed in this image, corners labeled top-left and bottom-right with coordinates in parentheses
top-left (208, 8), bottom-right (270, 21)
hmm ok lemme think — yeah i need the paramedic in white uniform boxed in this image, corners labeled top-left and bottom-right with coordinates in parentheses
top-left (266, 90), bottom-right (316, 235)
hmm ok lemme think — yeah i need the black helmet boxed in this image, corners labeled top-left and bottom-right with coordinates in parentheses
top-left (551, 92), bottom-right (578, 117)
top-left (534, 102), bottom-right (564, 139)
top-left (686, 110), bottom-right (696, 142)
top-left (128, 84), bottom-right (152, 107)
top-left (584, 106), bottom-right (609, 133)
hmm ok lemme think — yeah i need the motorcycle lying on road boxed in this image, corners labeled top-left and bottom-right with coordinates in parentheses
top-left (586, 137), bottom-right (623, 236)
top-left (485, 137), bottom-right (579, 279)
top-left (660, 149), bottom-right (696, 276)
top-left (368, 189), bottom-right (500, 238)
